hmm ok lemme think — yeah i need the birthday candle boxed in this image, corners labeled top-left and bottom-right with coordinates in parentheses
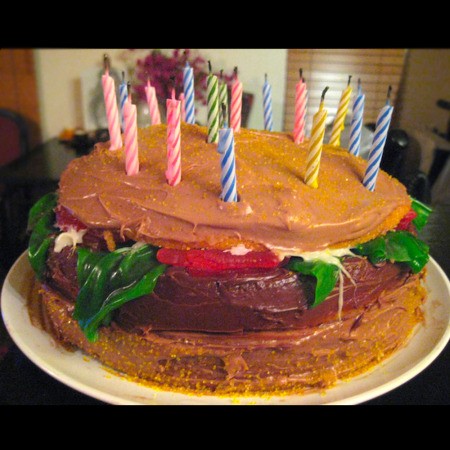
top-left (123, 83), bottom-right (139, 176)
top-left (179, 92), bottom-right (187, 122)
top-left (119, 71), bottom-right (128, 131)
top-left (183, 60), bottom-right (196, 125)
top-left (219, 70), bottom-right (229, 128)
top-left (293, 69), bottom-right (307, 144)
top-left (305, 87), bottom-right (329, 188)
top-left (263, 73), bottom-right (274, 131)
top-left (144, 78), bottom-right (161, 125)
top-left (217, 105), bottom-right (238, 202)
top-left (349, 79), bottom-right (365, 156)
top-left (230, 66), bottom-right (243, 133)
top-left (206, 61), bottom-right (219, 144)
top-left (101, 54), bottom-right (122, 150)
top-left (329, 75), bottom-right (353, 147)
top-left (166, 91), bottom-right (182, 186)
top-left (363, 86), bottom-right (394, 192)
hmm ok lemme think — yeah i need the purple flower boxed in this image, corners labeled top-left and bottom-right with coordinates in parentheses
top-left (133, 49), bottom-right (233, 107)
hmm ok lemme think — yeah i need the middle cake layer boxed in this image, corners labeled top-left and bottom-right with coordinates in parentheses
top-left (46, 246), bottom-right (414, 334)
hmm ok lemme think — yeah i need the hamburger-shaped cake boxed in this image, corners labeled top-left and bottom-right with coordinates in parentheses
top-left (26, 78), bottom-right (431, 397)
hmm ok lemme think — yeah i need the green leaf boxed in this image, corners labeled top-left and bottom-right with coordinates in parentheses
top-left (82, 264), bottom-right (167, 342)
top-left (76, 247), bottom-right (108, 288)
top-left (287, 258), bottom-right (340, 308)
top-left (73, 244), bottom-right (167, 342)
top-left (109, 244), bottom-right (160, 292)
top-left (353, 230), bottom-right (429, 274)
top-left (27, 193), bottom-right (58, 280)
top-left (74, 251), bottom-right (125, 327)
top-left (411, 197), bottom-right (432, 231)
top-left (27, 192), bottom-right (57, 232)
top-left (385, 231), bottom-right (429, 273)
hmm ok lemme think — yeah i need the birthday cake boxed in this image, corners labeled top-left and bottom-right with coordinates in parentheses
top-left (27, 123), bottom-right (430, 396)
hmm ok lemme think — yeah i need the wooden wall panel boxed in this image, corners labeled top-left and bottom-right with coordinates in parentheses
top-left (283, 49), bottom-right (406, 134)
top-left (0, 49), bottom-right (41, 150)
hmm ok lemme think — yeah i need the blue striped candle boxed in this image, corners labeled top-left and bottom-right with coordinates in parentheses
top-left (363, 87), bottom-right (394, 191)
top-left (119, 71), bottom-right (128, 131)
top-left (349, 79), bottom-right (365, 156)
top-left (263, 74), bottom-right (273, 131)
top-left (217, 127), bottom-right (238, 202)
top-left (183, 62), bottom-right (195, 124)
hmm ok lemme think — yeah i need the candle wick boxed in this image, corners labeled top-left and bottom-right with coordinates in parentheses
top-left (103, 54), bottom-right (110, 74)
top-left (220, 69), bottom-right (223, 80)
top-left (170, 75), bottom-right (176, 99)
top-left (299, 68), bottom-right (303, 80)
top-left (208, 60), bottom-right (212, 74)
top-left (127, 81), bottom-right (132, 102)
top-left (234, 66), bottom-right (238, 79)
top-left (386, 85), bottom-right (392, 105)
top-left (265, 73), bottom-right (268, 83)
top-left (347, 75), bottom-right (352, 86)
top-left (122, 71), bottom-right (125, 83)
top-left (221, 102), bottom-right (227, 128)
top-left (321, 86), bottom-right (329, 102)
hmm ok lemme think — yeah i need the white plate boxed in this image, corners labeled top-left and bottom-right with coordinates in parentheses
top-left (2, 252), bottom-right (450, 405)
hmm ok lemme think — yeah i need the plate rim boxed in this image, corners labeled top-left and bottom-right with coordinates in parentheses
top-left (2, 252), bottom-right (450, 405)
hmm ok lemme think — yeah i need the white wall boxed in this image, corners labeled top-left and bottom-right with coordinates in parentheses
top-left (34, 49), bottom-right (288, 140)
top-left (196, 49), bottom-right (287, 131)
top-left (34, 49), bottom-right (127, 140)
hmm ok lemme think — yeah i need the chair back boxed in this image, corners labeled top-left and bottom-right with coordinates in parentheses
top-left (0, 109), bottom-right (30, 167)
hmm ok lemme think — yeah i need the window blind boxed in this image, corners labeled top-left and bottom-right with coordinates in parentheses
top-left (283, 49), bottom-right (406, 135)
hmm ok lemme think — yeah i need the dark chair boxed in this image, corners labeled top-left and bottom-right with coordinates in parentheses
top-left (366, 123), bottom-right (432, 204)
top-left (0, 108), bottom-right (30, 167)
top-left (428, 99), bottom-right (450, 187)
top-left (0, 109), bottom-right (31, 272)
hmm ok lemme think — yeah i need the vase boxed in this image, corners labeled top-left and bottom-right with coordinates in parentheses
top-left (136, 98), bottom-right (167, 127)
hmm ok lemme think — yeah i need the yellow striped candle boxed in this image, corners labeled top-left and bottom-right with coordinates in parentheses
top-left (329, 75), bottom-right (352, 147)
top-left (305, 87), bottom-right (329, 188)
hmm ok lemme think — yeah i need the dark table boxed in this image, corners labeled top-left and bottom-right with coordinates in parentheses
top-left (0, 138), bottom-right (87, 272)
top-left (0, 140), bottom-right (449, 404)
top-left (0, 137), bottom-right (80, 185)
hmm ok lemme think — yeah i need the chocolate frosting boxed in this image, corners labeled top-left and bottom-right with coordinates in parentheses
top-left (57, 124), bottom-right (410, 254)
top-left (46, 247), bottom-right (412, 334)
top-left (37, 273), bottom-right (425, 395)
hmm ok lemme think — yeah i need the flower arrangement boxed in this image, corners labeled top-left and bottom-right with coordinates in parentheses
top-left (131, 49), bottom-right (234, 108)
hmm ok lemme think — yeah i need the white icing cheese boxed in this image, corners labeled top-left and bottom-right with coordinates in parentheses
top-left (54, 227), bottom-right (87, 253)
top-left (338, 270), bottom-right (344, 321)
top-left (224, 244), bottom-right (253, 256)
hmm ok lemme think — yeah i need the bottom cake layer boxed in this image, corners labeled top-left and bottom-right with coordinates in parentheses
top-left (32, 274), bottom-right (426, 396)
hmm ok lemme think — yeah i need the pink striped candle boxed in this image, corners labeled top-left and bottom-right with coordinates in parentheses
top-left (166, 92), bottom-right (182, 186)
top-left (101, 55), bottom-right (122, 150)
top-left (293, 69), bottom-right (307, 144)
top-left (123, 84), bottom-right (139, 176)
top-left (230, 66), bottom-right (243, 133)
top-left (179, 92), bottom-right (187, 122)
top-left (144, 78), bottom-right (161, 125)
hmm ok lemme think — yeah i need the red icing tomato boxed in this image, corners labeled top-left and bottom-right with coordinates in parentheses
top-left (396, 209), bottom-right (417, 231)
top-left (55, 206), bottom-right (87, 231)
top-left (157, 248), bottom-right (281, 272)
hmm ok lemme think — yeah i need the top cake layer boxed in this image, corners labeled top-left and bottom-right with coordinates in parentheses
top-left (58, 123), bottom-right (410, 254)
